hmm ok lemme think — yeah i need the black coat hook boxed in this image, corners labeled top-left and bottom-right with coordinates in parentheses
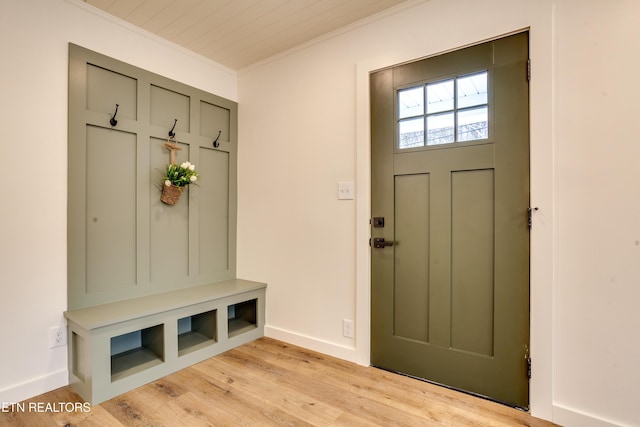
top-left (212, 130), bottom-right (222, 148)
top-left (110, 104), bottom-right (119, 126)
top-left (168, 119), bottom-right (177, 138)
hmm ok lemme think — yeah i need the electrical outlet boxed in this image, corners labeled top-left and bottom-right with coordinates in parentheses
top-left (49, 326), bottom-right (66, 348)
top-left (343, 319), bottom-right (354, 338)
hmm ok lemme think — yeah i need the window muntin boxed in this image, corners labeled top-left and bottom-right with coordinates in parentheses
top-left (397, 71), bottom-right (489, 149)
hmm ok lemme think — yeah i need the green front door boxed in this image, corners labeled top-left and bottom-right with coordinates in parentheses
top-left (370, 32), bottom-right (530, 408)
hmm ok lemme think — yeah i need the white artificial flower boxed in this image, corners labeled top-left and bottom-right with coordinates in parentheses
top-left (189, 164), bottom-right (195, 171)
top-left (190, 175), bottom-right (197, 182)
top-left (164, 180), bottom-right (171, 186)
top-left (180, 161), bottom-right (190, 169)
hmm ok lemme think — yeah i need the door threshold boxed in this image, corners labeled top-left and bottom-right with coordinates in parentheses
top-left (371, 365), bottom-right (529, 412)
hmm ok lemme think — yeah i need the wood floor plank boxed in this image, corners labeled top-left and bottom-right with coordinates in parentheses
top-left (166, 367), bottom-right (281, 425)
top-left (0, 337), bottom-right (559, 426)
top-left (214, 348), bottom-right (431, 426)
top-left (192, 357), bottom-right (336, 425)
top-left (188, 359), bottom-right (318, 426)
top-left (236, 341), bottom-right (453, 418)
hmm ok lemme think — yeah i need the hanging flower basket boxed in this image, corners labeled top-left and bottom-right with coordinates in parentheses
top-left (161, 161), bottom-right (199, 205)
top-left (161, 183), bottom-right (184, 205)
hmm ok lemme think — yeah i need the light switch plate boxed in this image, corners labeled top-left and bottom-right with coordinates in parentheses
top-left (338, 181), bottom-right (354, 200)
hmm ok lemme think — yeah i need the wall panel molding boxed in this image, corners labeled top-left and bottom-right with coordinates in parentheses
top-left (68, 43), bottom-right (238, 309)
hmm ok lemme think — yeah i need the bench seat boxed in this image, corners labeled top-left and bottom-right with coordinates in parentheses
top-left (64, 279), bottom-right (266, 405)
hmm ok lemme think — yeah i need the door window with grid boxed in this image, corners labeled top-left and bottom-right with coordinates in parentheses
top-left (397, 71), bottom-right (489, 149)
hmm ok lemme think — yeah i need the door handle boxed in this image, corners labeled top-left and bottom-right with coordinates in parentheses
top-left (373, 237), bottom-right (393, 248)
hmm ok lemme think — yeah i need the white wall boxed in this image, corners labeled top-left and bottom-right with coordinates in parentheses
top-left (0, 0), bottom-right (236, 404)
top-left (237, 1), bottom-right (640, 426)
top-left (552, 1), bottom-right (640, 426)
top-left (2, 0), bottom-right (640, 425)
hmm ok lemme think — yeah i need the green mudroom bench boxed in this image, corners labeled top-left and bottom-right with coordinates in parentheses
top-left (64, 279), bottom-right (266, 405)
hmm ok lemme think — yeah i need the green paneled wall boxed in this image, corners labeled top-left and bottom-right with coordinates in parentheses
top-left (68, 44), bottom-right (238, 310)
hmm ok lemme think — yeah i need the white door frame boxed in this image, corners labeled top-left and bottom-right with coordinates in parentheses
top-left (354, 14), bottom-right (556, 421)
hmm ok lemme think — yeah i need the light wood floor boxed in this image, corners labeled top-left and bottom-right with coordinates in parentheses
top-left (1, 337), bottom-right (558, 426)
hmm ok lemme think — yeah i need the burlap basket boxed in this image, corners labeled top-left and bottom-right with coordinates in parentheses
top-left (161, 184), bottom-right (183, 205)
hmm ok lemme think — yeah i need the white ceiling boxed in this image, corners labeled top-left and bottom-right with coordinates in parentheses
top-left (84, 0), bottom-right (410, 70)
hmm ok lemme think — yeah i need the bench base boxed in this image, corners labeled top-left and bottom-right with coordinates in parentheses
top-left (64, 279), bottom-right (266, 405)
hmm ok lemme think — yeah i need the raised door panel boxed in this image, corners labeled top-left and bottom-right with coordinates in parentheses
top-left (393, 173), bottom-right (430, 343)
top-left (450, 168), bottom-right (495, 356)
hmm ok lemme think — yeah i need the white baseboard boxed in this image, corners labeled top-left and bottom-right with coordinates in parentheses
top-left (553, 403), bottom-right (629, 427)
top-left (0, 369), bottom-right (68, 404)
top-left (264, 325), bottom-right (357, 363)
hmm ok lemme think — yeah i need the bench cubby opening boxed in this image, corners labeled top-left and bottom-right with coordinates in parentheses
top-left (111, 324), bottom-right (165, 382)
top-left (228, 298), bottom-right (258, 338)
top-left (178, 309), bottom-right (217, 357)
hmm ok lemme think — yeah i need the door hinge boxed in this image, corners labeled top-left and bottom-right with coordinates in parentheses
top-left (527, 207), bottom-right (538, 230)
top-left (527, 59), bottom-right (531, 81)
top-left (524, 344), bottom-right (532, 379)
